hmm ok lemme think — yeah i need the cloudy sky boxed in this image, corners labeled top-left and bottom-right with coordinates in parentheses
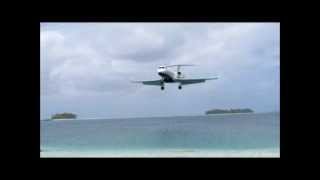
top-left (40, 23), bottom-right (280, 119)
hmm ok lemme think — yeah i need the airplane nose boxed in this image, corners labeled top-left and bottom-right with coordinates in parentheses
top-left (157, 69), bottom-right (164, 73)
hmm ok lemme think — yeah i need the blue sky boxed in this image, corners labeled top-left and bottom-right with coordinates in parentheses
top-left (40, 23), bottom-right (279, 119)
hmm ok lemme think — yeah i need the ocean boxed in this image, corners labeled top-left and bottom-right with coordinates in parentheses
top-left (40, 112), bottom-right (279, 157)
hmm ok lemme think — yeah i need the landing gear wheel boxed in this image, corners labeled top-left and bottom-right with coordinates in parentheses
top-left (161, 86), bottom-right (165, 90)
top-left (178, 85), bottom-right (182, 90)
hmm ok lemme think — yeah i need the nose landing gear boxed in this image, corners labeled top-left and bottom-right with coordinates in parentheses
top-left (178, 85), bottom-right (182, 90)
top-left (161, 81), bottom-right (165, 90)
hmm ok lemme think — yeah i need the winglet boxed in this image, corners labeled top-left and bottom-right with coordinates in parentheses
top-left (131, 80), bottom-right (143, 83)
top-left (206, 76), bottom-right (219, 80)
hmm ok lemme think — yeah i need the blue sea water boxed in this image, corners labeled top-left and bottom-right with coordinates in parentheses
top-left (40, 112), bottom-right (279, 157)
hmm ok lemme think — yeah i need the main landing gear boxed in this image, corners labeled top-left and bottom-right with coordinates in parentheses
top-left (178, 85), bottom-right (182, 90)
top-left (161, 86), bottom-right (165, 90)
top-left (161, 81), bottom-right (165, 90)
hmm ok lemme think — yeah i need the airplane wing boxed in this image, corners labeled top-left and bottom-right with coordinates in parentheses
top-left (176, 77), bottom-right (218, 85)
top-left (131, 80), bottom-right (162, 86)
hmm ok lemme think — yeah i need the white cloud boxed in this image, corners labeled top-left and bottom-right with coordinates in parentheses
top-left (41, 23), bottom-right (279, 119)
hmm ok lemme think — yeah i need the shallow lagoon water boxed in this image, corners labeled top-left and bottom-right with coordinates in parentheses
top-left (40, 112), bottom-right (279, 157)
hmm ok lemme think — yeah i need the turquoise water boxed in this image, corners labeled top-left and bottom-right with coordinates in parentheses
top-left (40, 112), bottom-right (279, 157)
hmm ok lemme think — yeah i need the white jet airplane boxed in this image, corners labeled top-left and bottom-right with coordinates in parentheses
top-left (132, 64), bottom-right (218, 90)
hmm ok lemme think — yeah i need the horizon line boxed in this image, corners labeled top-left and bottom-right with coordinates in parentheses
top-left (40, 111), bottom-right (279, 121)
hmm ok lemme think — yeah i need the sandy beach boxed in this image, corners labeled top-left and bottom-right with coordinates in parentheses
top-left (40, 148), bottom-right (279, 158)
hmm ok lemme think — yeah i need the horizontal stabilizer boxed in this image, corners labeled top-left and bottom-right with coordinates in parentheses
top-left (165, 64), bottom-right (195, 68)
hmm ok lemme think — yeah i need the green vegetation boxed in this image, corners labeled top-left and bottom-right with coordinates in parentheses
top-left (205, 108), bottom-right (254, 115)
top-left (51, 112), bottom-right (77, 119)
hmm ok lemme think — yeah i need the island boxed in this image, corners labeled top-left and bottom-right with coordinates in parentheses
top-left (51, 112), bottom-right (77, 120)
top-left (205, 108), bottom-right (254, 115)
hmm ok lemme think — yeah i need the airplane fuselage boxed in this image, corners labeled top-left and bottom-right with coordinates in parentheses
top-left (157, 68), bottom-right (176, 83)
